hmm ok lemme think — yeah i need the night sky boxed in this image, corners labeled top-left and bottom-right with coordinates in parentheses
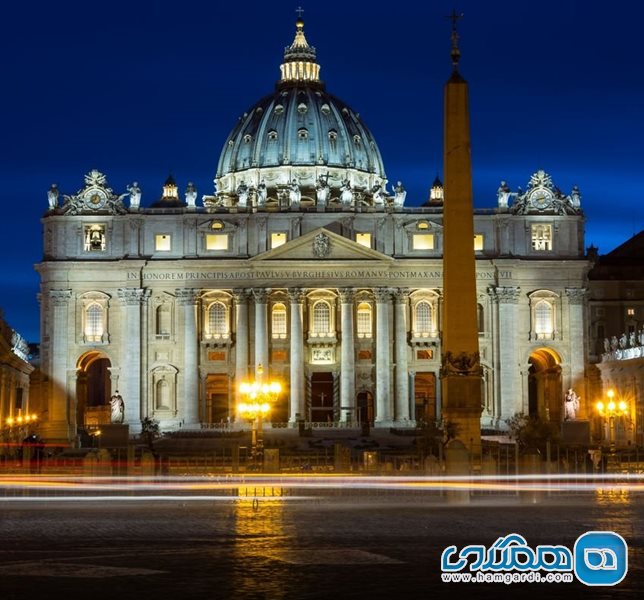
top-left (1, 0), bottom-right (642, 343)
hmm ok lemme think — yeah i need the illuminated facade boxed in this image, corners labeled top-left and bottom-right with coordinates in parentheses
top-left (37, 19), bottom-right (590, 442)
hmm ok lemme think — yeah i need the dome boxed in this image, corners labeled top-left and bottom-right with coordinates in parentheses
top-left (214, 18), bottom-right (387, 207)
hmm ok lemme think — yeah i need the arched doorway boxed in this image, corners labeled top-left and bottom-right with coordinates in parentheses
top-left (528, 348), bottom-right (562, 423)
top-left (76, 351), bottom-right (111, 427)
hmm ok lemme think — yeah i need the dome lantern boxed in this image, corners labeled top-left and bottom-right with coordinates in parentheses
top-left (280, 17), bottom-right (321, 84)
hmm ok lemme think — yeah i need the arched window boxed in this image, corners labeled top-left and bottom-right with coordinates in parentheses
top-left (85, 303), bottom-right (104, 342)
top-left (414, 301), bottom-right (432, 336)
top-left (356, 302), bottom-right (372, 338)
top-left (534, 300), bottom-right (554, 339)
top-left (312, 301), bottom-right (331, 335)
top-left (208, 302), bottom-right (228, 337)
top-left (156, 304), bottom-right (171, 337)
top-left (156, 379), bottom-right (170, 410)
top-left (477, 303), bottom-right (484, 333)
top-left (272, 303), bottom-right (287, 338)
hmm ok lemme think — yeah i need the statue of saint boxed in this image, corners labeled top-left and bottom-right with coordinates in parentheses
top-left (610, 336), bottom-right (619, 351)
top-left (110, 391), bottom-right (125, 424)
top-left (372, 183), bottom-right (385, 207)
top-left (340, 179), bottom-right (353, 207)
top-left (570, 185), bottom-right (581, 209)
top-left (127, 182), bottom-right (141, 209)
top-left (497, 181), bottom-right (511, 209)
top-left (564, 388), bottom-right (580, 421)
top-left (315, 174), bottom-right (330, 206)
top-left (185, 182), bottom-right (197, 208)
top-left (237, 181), bottom-right (249, 207)
top-left (289, 178), bottom-right (301, 207)
top-left (629, 331), bottom-right (636, 348)
top-left (393, 180), bottom-right (406, 208)
top-left (603, 338), bottom-right (610, 353)
top-left (619, 333), bottom-right (628, 349)
top-left (47, 184), bottom-right (59, 210)
top-left (257, 179), bottom-right (267, 207)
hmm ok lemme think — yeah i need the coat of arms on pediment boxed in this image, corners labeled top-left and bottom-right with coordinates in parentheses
top-left (312, 232), bottom-right (331, 258)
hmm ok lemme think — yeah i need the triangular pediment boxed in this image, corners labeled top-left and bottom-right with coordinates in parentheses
top-left (251, 227), bottom-right (394, 262)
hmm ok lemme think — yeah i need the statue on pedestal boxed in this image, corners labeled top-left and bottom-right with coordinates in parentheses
top-left (340, 179), bottom-right (353, 207)
top-left (564, 388), bottom-right (580, 421)
top-left (289, 178), bottom-right (301, 207)
top-left (185, 182), bottom-right (197, 208)
top-left (110, 391), bottom-right (125, 424)
top-left (237, 181), bottom-right (249, 207)
top-left (257, 179), bottom-right (267, 207)
top-left (127, 182), bottom-right (141, 209)
top-left (315, 174), bottom-right (330, 206)
top-left (393, 181), bottom-right (406, 208)
top-left (47, 184), bottom-right (59, 210)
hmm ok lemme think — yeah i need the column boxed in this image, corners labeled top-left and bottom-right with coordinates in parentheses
top-left (233, 289), bottom-right (249, 395)
top-left (338, 288), bottom-right (356, 423)
top-left (374, 287), bottom-right (392, 425)
top-left (394, 288), bottom-right (410, 423)
top-left (566, 288), bottom-right (587, 416)
top-left (176, 288), bottom-right (200, 426)
top-left (117, 288), bottom-right (145, 429)
top-left (252, 289), bottom-right (269, 373)
top-left (49, 290), bottom-right (73, 440)
top-left (494, 286), bottom-right (521, 421)
top-left (288, 288), bottom-right (305, 424)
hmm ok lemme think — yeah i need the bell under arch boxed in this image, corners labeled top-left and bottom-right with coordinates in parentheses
top-left (528, 347), bottom-right (562, 423)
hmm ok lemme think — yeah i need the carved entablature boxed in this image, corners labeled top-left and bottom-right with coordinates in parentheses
top-left (59, 170), bottom-right (128, 216)
top-left (506, 170), bottom-right (582, 216)
top-left (490, 286), bottom-right (521, 304)
top-left (440, 351), bottom-right (483, 377)
top-left (565, 287), bottom-right (587, 305)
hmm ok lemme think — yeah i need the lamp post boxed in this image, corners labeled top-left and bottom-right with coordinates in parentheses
top-left (238, 364), bottom-right (281, 470)
top-left (595, 389), bottom-right (629, 449)
top-left (4, 413), bottom-right (38, 464)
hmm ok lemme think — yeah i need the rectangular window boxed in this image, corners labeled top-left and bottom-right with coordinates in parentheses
top-left (531, 224), bottom-right (552, 251)
top-left (413, 234), bottom-right (435, 250)
top-left (155, 234), bottom-right (171, 252)
top-left (356, 233), bottom-right (372, 248)
top-left (416, 349), bottom-right (434, 360)
top-left (627, 308), bottom-right (635, 316)
top-left (206, 234), bottom-right (229, 251)
top-left (271, 232), bottom-right (287, 249)
top-left (474, 234), bottom-right (484, 251)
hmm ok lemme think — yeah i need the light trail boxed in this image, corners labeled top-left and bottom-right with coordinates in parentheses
top-left (0, 473), bottom-right (642, 498)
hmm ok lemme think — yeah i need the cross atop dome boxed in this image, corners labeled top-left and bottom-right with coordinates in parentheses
top-left (280, 13), bottom-right (321, 84)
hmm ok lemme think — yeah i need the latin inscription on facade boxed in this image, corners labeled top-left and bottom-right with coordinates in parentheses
top-left (126, 269), bottom-right (513, 281)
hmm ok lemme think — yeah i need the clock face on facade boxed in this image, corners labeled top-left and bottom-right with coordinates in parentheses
top-left (530, 190), bottom-right (552, 210)
top-left (84, 189), bottom-right (107, 210)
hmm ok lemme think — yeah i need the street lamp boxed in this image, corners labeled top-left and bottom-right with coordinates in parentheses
top-left (238, 364), bottom-right (281, 470)
top-left (595, 389), bottom-right (629, 448)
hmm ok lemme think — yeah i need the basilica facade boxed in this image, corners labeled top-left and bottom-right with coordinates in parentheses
top-left (37, 18), bottom-right (590, 442)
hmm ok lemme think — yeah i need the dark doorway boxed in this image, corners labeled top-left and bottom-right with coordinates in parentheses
top-left (205, 375), bottom-right (229, 424)
top-left (357, 391), bottom-right (374, 425)
top-left (414, 372), bottom-right (436, 424)
top-left (86, 358), bottom-right (110, 408)
top-left (310, 372), bottom-right (334, 422)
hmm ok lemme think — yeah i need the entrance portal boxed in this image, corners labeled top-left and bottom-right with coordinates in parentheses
top-left (528, 348), bottom-right (562, 423)
top-left (356, 391), bottom-right (374, 425)
top-left (310, 372), bottom-right (334, 422)
top-left (205, 375), bottom-right (229, 424)
top-left (414, 372), bottom-right (436, 424)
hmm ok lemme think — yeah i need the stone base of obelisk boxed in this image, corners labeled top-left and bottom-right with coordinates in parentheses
top-left (441, 374), bottom-right (482, 459)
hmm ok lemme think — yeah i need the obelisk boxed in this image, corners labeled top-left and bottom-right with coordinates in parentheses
top-left (440, 12), bottom-right (482, 453)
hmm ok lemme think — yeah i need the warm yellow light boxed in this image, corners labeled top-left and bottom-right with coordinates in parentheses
top-left (618, 401), bottom-right (627, 412)
top-left (17, 416), bottom-right (23, 424)
top-left (25, 415), bottom-right (31, 422)
top-left (607, 389), bottom-right (615, 399)
top-left (6, 417), bottom-right (14, 426)
top-left (596, 401), bottom-right (605, 413)
top-left (31, 414), bottom-right (37, 421)
top-left (607, 401), bottom-right (616, 412)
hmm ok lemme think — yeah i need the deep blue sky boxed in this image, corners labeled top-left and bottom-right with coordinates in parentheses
top-left (1, 0), bottom-right (642, 343)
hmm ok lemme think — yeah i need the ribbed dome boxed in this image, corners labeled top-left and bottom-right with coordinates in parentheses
top-left (216, 86), bottom-right (385, 177)
top-left (213, 18), bottom-right (387, 206)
